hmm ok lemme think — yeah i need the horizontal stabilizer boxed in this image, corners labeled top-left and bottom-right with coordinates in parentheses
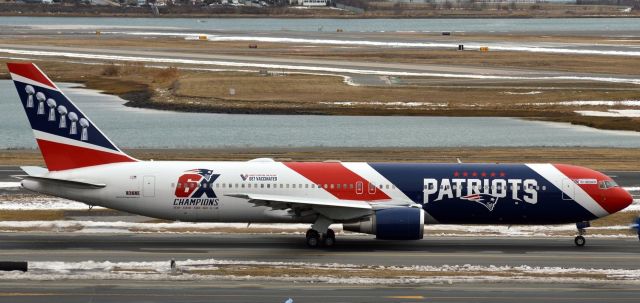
top-left (20, 166), bottom-right (49, 177)
top-left (23, 175), bottom-right (106, 189)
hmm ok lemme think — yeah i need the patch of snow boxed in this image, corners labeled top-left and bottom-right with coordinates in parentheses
top-left (321, 101), bottom-right (448, 107)
top-left (575, 109), bottom-right (640, 117)
top-left (2, 258), bottom-right (640, 284)
top-left (0, 197), bottom-right (101, 210)
top-left (502, 91), bottom-right (542, 95)
top-left (0, 182), bottom-right (20, 188)
top-left (526, 100), bottom-right (640, 106)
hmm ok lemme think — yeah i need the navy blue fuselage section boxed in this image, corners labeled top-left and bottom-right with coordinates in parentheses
top-left (369, 163), bottom-right (597, 224)
top-left (12, 81), bottom-right (118, 152)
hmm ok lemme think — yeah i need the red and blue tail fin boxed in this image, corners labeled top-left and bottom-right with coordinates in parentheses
top-left (7, 62), bottom-right (137, 171)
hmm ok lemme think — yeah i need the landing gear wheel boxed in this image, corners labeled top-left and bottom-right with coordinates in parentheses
top-left (323, 229), bottom-right (336, 247)
top-left (306, 229), bottom-right (320, 248)
top-left (574, 235), bottom-right (586, 247)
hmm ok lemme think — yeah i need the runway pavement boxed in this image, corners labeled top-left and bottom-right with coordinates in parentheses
top-left (0, 233), bottom-right (639, 303)
top-left (0, 233), bottom-right (638, 268)
top-left (1, 280), bottom-right (640, 303)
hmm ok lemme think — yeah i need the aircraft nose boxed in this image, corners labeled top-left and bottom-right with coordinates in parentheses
top-left (603, 187), bottom-right (634, 214)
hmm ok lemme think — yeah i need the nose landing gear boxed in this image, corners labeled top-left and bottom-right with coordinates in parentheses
top-left (574, 221), bottom-right (590, 247)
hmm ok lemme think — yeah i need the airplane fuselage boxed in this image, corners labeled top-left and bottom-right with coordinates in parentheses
top-left (22, 160), bottom-right (631, 225)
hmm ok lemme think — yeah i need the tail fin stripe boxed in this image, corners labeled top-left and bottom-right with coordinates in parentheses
top-left (33, 130), bottom-right (129, 156)
top-left (9, 73), bottom-right (57, 91)
top-left (35, 139), bottom-right (135, 171)
top-left (8, 64), bottom-right (56, 89)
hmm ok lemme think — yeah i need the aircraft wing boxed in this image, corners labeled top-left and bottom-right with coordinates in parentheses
top-left (226, 193), bottom-right (414, 221)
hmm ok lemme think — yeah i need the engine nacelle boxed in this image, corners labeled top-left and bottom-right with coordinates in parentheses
top-left (343, 207), bottom-right (424, 240)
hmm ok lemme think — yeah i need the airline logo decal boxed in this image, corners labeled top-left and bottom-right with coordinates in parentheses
top-left (173, 169), bottom-right (220, 208)
top-left (423, 177), bottom-right (538, 211)
top-left (461, 194), bottom-right (499, 211)
top-left (240, 174), bottom-right (278, 182)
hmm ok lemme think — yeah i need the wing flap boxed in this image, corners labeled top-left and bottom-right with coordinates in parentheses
top-left (226, 193), bottom-right (373, 210)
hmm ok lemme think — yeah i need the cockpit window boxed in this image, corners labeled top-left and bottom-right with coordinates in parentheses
top-left (598, 180), bottom-right (619, 189)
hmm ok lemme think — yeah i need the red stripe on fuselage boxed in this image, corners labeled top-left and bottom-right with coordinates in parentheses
top-left (284, 162), bottom-right (390, 201)
top-left (36, 139), bottom-right (135, 171)
top-left (553, 164), bottom-right (620, 214)
top-left (7, 63), bottom-right (56, 89)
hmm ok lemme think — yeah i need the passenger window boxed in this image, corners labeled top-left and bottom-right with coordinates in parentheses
top-left (177, 183), bottom-right (182, 188)
top-left (337, 184), bottom-right (341, 189)
top-left (324, 184), bottom-right (328, 189)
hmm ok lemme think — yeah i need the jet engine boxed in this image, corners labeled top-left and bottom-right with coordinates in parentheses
top-left (343, 207), bottom-right (424, 240)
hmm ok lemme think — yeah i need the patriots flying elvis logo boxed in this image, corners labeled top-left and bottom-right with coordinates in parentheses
top-left (173, 168), bottom-right (220, 207)
top-left (461, 194), bottom-right (499, 211)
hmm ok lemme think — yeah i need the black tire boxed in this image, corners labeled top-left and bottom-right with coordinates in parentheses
top-left (327, 229), bottom-right (335, 240)
top-left (306, 229), bottom-right (320, 248)
top-left (574, 235), bottom-right (586, 247)
top-left (323, 235), bottom-right (335, 247)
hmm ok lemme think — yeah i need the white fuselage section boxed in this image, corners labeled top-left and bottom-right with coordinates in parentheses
top-left (22, 160), bottom-right (344, 223)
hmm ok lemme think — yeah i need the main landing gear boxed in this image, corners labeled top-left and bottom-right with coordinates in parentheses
top-left (305, 228), bottom-right (336, 248)
top-left (574, 221), bottom-right (590, 247)
top-left (305, 215), bottom-right (335, 248)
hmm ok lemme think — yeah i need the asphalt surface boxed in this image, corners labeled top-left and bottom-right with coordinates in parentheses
top-left (0, 233), bottom-right (639, 268)
top-left (2, 280), bottom-right (640, 303)
top-left (0, 234), bottom-right (639, 303)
